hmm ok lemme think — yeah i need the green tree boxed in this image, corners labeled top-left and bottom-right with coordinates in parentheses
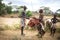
top-left (0, 0), bottom-right (5, 15)
top-left (0, 0), bottom-right (12, 15)
top-left (18, 6), bottom-right (32, 18)
top-left (26, 11), bottom-right (32, 18)
top-left (5, 6), bottom-right (12, 14)
top-left (18, 6), bottom-right (26, 17)
top-left (18, 6), bottom-right (24, 15)
top-left (43, 7), bottom-right (52, 15)
top-left (56, 9), bottom-right (60, 17)
top-left (56, 9), bottom-right (60, 14)
top-left (44, 7), bottom-right (49, 14)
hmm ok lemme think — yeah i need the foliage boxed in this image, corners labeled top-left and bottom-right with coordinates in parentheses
top-left (57, 9), bottom-right (60, 11)
top-left (43, 7), bottom-right (52, 15)
top-left (0, 0), bottom-right (5, 15)
top-left (18, 6), bottom-right (32, 18)
top-left (18, 6), bottom-right (24, 9)
top-left (26, 11), bottom-right (32, 18)
top-left (44, 7), bottom-right (49, 10)
top-left (18, 6), bottom-right (24, 17)
top-left (14, 24), bottom-right (20, 30)
top-left (0, 0), bottom-right (12, 16)
top-left (0, 24), bottom-right (20, 31)
top-left (56, 9), bottom-right (60, 17)
top-left (5, 6), bottom-right (12, 14)
top-left (57, 14), bottom-right (60, 17)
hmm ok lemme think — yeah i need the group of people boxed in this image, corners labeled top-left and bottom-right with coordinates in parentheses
top-left (20, 6), bottom-right (59, 37)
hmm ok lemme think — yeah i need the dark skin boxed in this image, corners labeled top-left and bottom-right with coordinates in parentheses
top-left (51, 15), bottom-right (60, 24)
top-left (39, 9), bottom-right (45, 25)
top-left (21, 6), bottom-right (27, 35)
top-left (50, 15), bottom-right (60, 36)
top-left (39, 9), bottom-right (44, 21)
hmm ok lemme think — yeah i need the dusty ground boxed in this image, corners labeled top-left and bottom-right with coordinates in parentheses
top-left (0, 30), bottom-right (60, 40)
top-left (0, 14), bottom-right (60, 40)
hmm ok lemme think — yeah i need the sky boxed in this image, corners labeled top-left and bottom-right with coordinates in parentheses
top-left (2, 0), bottom-right (60, 12)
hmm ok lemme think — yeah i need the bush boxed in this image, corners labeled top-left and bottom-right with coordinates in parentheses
top-left (14, 24), bottom-right (20, 30)
top-left (26, 11), bottom-right (32, 18)
top-left (0, 25), bottom-right (11, 31)
top-left (0, 24), bottom-right (20, 31)
top-left (57, 14), bottom-right (60, 17)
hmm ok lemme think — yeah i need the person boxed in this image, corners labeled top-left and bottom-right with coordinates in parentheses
top-left (51, 14), bottom-right (59, 36)
top-left (20, 6), bottom-right (27, 35)
top-left (37, 9), bottom-right (45, 38)
top-left (39, 9), bottom-right (45, 25)
top-left (39, 9), bottom-right (44, 20)
top-left (39, 9), bottom-right (45, 30)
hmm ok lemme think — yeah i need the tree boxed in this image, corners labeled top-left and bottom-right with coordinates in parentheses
top-left (40, 6), bottom-right (52, 15)
top-left (44, 7), bottom-right (49, 14)
top-left (26, 11), bottom-right (32, 18)
top-left (43, 7), bottom-right (52, 15)
top-left (5, 6), bottom-right (12, 14)
top-left (0, 0), bottom-right (12, 15)
top-left (18, 6), bottom-right (32, 18)
top-left (0, 0), bottom-right (5, 15)
top-left (56, 9), bottom-right (60, 17)
top-left (56, 9), bottom-right (60, 14)
top-left (18, 6), bottom-right (26, 16)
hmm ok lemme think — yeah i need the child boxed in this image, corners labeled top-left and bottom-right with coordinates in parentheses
top-left (37, 9), bottom-right (45, 38)
top-left (39, 9), bottom-right (44, 25)
top-left (20, 6), bottom-right (27, 35)
top-left (51, 14), bottom-right (59, 36)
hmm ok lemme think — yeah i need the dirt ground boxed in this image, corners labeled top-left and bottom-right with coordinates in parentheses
top-left (0, 14), bottom-right (60, 40)
top-left (0, 30), bottom-right (60, 40)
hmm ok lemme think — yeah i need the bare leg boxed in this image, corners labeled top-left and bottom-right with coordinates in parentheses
top-left (21, 27), bottom-right (24, 35)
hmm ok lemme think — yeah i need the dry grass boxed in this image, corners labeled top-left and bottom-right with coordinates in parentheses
top-left (0, 14), bottom-right (60, 40)
top-left (0, 30), bottom-right (60, 40)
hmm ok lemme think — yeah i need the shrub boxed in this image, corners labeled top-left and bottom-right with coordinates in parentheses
top-left (57, 14), bottom-right (60, 17)
top-left (26, 11), bottom-right (32, 18)
top-left (14, 24), bottom-right (20, 30)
